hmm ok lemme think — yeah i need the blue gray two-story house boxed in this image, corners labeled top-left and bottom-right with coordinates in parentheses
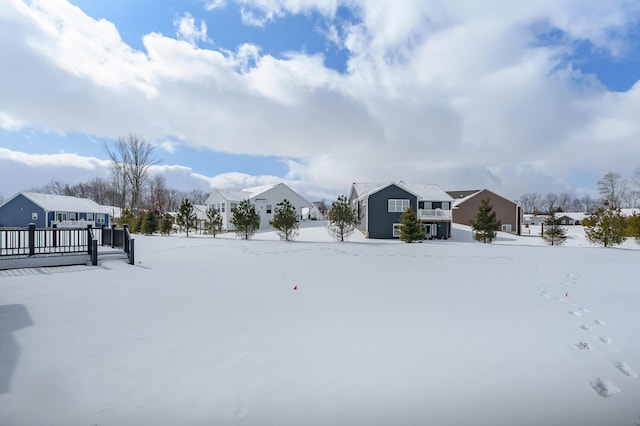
top-left (0, 192), bottom-right (110, 228)
top-left (349, 182), bottom-right (454, 239)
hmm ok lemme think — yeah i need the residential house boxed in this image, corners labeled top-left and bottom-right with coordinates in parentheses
top-left (205, 183), bottom-right (311, 231)
top-left (556, 212), bottom-right (586, 225)
top-left (349, 182), bottom-right (454, 239)
top-left (0, 192), bottom-right (110, 228)
top-left (448, 189), bottom-right (522, 235)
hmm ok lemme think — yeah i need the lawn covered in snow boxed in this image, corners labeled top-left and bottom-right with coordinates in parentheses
top-left (1, 223), bottom-right (639, 425)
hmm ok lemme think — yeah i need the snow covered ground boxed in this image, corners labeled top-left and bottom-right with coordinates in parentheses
top-left (1, 223), bottom-right (639, 425)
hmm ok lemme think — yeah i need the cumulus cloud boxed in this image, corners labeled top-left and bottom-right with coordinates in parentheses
top-left (1, 0), bottom-right (640, 202)
top-left (174, 12), bottom-right (210, 46)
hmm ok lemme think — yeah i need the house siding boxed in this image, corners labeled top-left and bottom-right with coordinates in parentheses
top-left (0, 195), bottom-right (46, 227)
top-left (366, 185), bottom-right (418, 239)
top-left (452, 190), bottom-right (521, 235)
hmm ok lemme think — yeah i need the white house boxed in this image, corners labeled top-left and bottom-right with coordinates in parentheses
top-left (204, 183), bottom-right (312, 231)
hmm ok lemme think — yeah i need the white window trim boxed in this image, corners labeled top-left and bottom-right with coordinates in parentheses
top-left (502, 224), bottom-right (512, 232)
top-left (393, 223), bottom-right (402, 237)
top-left (388, 199), bottom-right (410, 213)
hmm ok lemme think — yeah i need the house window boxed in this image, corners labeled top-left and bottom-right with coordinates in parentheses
top-left (56, 212), bottom-right (67, 222)
top-left (502, 224), bottom-right (512, 232)
top-left (32, 212), bottom-right (38, 220)
top-left (230, 203), bottom-right (237, 212)
top-left (393, 223), bottom-right (402, 237)
top-left (96, 214), bottom-right (106, 225)
top-left (69, 212), bottom-right (77, 221)
top-left (267, 204), bottom-right (272, 214)
top-left (441, 202), bottom-right (450, 210)
top-left (221, 203), bottom-right (225, 213)
top-left (87, 213), bottom-right (94, 221)
top-left (388, 199), bottom-right (410, 212)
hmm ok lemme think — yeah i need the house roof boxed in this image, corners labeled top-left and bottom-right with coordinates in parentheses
top-left (6, 192), bottom-right (110, 214)
top-left (352, 182), bottom-right (452, 202)
top-left (557, 212), bottom-right (586, 221)
top-left (449, 189), bottom-right (519, 208)
top-left (210, 183), bottom-right (309, 205)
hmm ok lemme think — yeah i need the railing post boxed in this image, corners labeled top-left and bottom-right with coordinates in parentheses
top-left (52, 223), bottom-right (57, 248)
top-left (92, 239), bottom-right (98, 266)
top-left (28, 223), bottom-right (35, 257)
top-left (87, 225), bottom-right (93, 255)
top-left (111, 224), bottom-right (117, 248)
top-left (128, 239), bottom-right (135, 265)
top-left (123, 224), bottom-right (130, 253)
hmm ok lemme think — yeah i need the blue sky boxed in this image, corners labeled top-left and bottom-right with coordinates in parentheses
top-left (1, 0), bottom-right (640, 202)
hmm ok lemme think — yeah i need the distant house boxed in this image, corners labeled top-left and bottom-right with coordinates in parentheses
top-left (556, 213), bottom-right (586, 225)
top-left (0, 192), bottom-right (110, 228)
top-left (205, 183), bottom-right (311, 231)
top-left (447, 189), bottom-right (522, 235)
top-left (349, 182), bottom-right (454, 239)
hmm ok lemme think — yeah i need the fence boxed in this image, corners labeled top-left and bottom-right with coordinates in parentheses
top-left (0, 224), bottom-right (134, 266)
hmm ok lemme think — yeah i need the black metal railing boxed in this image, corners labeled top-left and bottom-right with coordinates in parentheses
top-left (101, 224), bottom-right (135, 265)
top-left (1, 224), bottom-right (134, 266)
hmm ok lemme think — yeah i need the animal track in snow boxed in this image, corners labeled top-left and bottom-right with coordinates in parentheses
top-left (579, 324), bottom-right (595, 331)
top-left (591, 378), bottom-right (620, 398)
top-left (594, 319), bottom-right (607, 326)
top-left (578, 307), bottom-right (591, 313)
top-left (575, 341), bottom-right (592, 351)
top-left (599, 336), bottom-right (613, 345)
top-left (614, 362), bottom-right (638, 378)
top-left (569, 310), bottom-right (583, 317)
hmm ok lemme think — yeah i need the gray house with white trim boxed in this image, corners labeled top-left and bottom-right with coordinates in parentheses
top-left (0, 192), bottom-right (110, 228)
top-left (349, 182), bottom-right (454, 239)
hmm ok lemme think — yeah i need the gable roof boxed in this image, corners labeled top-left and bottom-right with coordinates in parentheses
top-left (6, 192), bottom-right (110, 214)
top-left (209, 183), bottom-right (309, 205)
top-left (449, 189), bottom-right (518, 208)
top-left (352, 182), bottom-right (452, 202)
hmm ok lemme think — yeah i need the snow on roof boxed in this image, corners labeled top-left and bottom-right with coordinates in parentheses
top-left (557, 212), bottom-right (586, 221)
top-left (19, 192), bottom-right (110, 214)
top-left (217, 189), bottom-right (251, 201)
top-left (241, 184), bottom-right (280, 199)
top-left (400, 183), bottom-right (453, 202)
top-left (353, 182), bottom-right (452, 202)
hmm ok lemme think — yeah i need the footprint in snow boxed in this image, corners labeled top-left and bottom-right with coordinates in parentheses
top-left (576, 341), bottom-right (592, 351)
top-left (578, 307), bottom-right (591, 313)
top-left (599, 336), bottom-right (613, 345)
top-left (594, 319), bottom-right (607, 326)
top-left (591, 378), bottom-right (620, 398)
top-left (614, 362), bottom-right (638, 378)
top-left (569, 310), bottom-right (583, 317)
top-left (579, 324), bottom-right (595, 331)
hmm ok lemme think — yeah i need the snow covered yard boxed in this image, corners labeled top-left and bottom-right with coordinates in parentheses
top-left (1, 224), bottom-right (639, 425)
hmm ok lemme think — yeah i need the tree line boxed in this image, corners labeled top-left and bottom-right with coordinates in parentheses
top-left (519, 168), bottom-right (640, 214)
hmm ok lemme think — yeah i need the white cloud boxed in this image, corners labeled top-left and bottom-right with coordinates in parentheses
top-left (2, 0), bottom-right (640, 202)
top-left (174, 12), bottom-right (210, 46)
top-left (205, 0), bottom-right (227, 11)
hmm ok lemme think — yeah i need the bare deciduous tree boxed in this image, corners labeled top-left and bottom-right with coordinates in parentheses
top-left (597, 171), bottom-right (626, 209)
top-left (544, 192), bottom-right (559, 214)
top-left (106, 134), bottom-right (159, 212)
top-left (519, 193), bottom-right (542, 214)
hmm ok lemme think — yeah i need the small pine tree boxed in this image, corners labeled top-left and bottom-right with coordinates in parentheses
top-left (627, 212), bottom-right (640, 244)
top-left (160, 213), bottom-right (174, 235)
top-left (205, 206), bottom-right (224, 237)
top-left (231, 199), bottom-right (261, 240)
top-left (543, 213), bottom-right (567, 246)
top-left (470, 198), bottom-right (501, 243)
top-left (176, 198), bottom-right (197, 237)
top-left (584, 202), bottom-right (627, 247)
top-left (118, 208), bottom-right (136, 229)
top-left (133, 213), bottom-right (144, 234)
top-left (141, 211), bottom-right (159, 235)
top-left (270, 199), bottom-right (299, 241)
top-left (327, 195), bottom-right (361, 242)
top-left (399, 206), bottom-right (423, 243)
